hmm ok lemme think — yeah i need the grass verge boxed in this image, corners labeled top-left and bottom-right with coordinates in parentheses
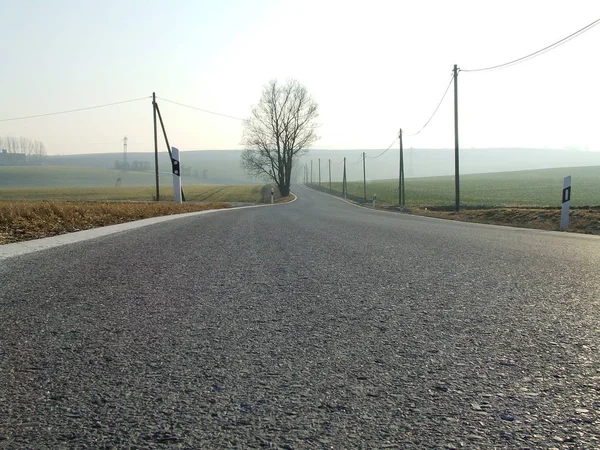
top-left (399, 206), bottom-right (600, 235)
top-left (307, 183), bottom-right (600, 235)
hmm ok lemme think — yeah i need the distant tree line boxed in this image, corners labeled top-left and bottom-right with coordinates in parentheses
top-left (0, 136), bottom-right (47, 165)
top-left (114, 160), bottom-right (152, 171)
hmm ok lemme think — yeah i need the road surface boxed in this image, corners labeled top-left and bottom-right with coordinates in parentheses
top-left (1, 186), bottom-right (599, 448)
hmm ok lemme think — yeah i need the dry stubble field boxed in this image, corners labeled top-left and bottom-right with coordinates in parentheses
top-left (0, 184), bottom-right (278, 244)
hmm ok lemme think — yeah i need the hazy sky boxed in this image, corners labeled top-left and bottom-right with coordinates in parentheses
top-left (1, 0), bottom-right (599, 155)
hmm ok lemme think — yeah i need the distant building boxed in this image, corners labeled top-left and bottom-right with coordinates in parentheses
top-left (0, 149), bottom-right (27, 166)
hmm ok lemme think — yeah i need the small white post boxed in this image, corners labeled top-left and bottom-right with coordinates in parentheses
top-left (560, 175), bottom-right (571, 230)
top-left (270, 187), bottom-right (275, 204)
top-left (373, 194), bottom-right (377, 208)
top-left (172, 147), bottom-right (182, 204)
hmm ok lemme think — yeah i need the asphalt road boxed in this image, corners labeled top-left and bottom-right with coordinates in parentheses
top-left (1, 185), bottom-right (599, 449)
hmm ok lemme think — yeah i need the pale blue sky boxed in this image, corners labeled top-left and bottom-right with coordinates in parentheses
top-left (1, 0), bottom-right (599, 154)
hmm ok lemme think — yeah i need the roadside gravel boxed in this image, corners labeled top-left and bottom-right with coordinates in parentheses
top-left (1, 186), bottom-right (599, 448)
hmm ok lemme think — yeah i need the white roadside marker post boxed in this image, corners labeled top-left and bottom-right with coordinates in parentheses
top-left (560, 175), bottom-right (571, 230)
top-left (270, 187), bottom-right (275, 204)
top-left (172, 147), bottom-right (182, 204)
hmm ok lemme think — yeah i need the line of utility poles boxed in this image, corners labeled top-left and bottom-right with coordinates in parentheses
top-left (324, 64), bottom-right (461, 210)
top-left (301, 64), bottom-right (462, 210)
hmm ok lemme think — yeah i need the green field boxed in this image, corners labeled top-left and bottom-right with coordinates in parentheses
top-left (0, 184), bottom-right (266, 203)
top-left (0, 166), bottom-right (159, 188)
top-left (333, 166), bottom-right (600, 207)
top-left (4, 164), bottom-right (600, 207)
top-left (0, 166), bottom-right (268, 202)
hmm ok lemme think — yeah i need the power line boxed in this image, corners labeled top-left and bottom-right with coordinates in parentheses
top-left (462, 16), bottom-right (600, 73)
top-left (157, 97), bottom-right (245, 121)
top-left (362, 73), bottom-right (454, 158)
top-left (0, 96), bottom-right (150, 122)
top-left (371, 137), bottom-right (399, 159)
top-left (406, 73), bottom-right (455, 137)
top-left (351, 154), bottom-right (364, 164)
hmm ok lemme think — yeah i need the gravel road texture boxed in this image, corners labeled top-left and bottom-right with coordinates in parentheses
top-left (1, 185), bottom-right (599, 449)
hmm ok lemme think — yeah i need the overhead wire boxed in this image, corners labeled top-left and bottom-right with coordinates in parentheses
top-left (405, 73), bottom-right (455, 138)
top-left (351, 154), bottom-right (364, 164)
top-left (157, 97), bottom-right (245, 121)
top-left (370, 137), bottom-right (399, 159)
top-left (344, 73), bottom-right (454, 162)
top-left (0, 96), bottom-right (151, 122)
top-left (4, 16), bottom-right (596, 149)
top-left (461, 16), bottom-right (600, 73)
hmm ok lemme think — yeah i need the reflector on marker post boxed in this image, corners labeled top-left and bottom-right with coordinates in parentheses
top-left (172, 147), bottom-right (182, 204)
top-left (560, 175), bottom-right (571, 230)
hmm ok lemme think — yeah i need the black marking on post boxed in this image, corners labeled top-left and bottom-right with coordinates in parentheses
top-left (562, 186), bottom-right (571, 203)
top-left (171, 158), bottom-right (180, 176)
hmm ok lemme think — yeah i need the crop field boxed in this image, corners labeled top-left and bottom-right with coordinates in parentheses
top-left (332, 166), bottom-right (600, 207)
top-left (0, 166), bottom-right (157, 188)
top-left (0, 184), bottom-right (266, 203)
top-left (0, 184), bottom-right (273, 244)
top-left (0, 157), bottom-right (258, 188)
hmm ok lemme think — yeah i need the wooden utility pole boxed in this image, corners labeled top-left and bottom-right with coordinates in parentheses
top-left (343, 157), bottom-right (347, 198)
top-left (318, 158), bottom-right (321, 186)
top-left (152, 92), bottom-right (159, 201)
top-left (154, 101), bottom-right (185, 202)
top-left (399, 128), bottom-right (404, 207)
top-left (454, 64), bottom-right (460, 212)
top-left (362, 152), bottom-right (367, 201)
top-left (123, 136), bottom-right (128, 172)
top-left (328, 159), bottom-right (332, 191)
top-left (155, 103), bottom-right (172, 160)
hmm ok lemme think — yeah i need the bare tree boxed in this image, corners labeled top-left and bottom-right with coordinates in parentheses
top-left (1, 136), bottom-right (17, 153)
top-left (241, 79), bottom-right (319, 197)
top-left (31, 141), bottom-right (46, 165)
top-left (0, 136), bottom-right (46, 164)
top-left (19, 136), bottom-right (34, 159)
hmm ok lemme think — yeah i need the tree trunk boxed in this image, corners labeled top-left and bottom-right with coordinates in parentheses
top-left (279, 185), bottom-right (290, 197)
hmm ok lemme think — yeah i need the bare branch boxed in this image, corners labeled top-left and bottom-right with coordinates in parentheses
top-left (241, 79), bottom-right (319, 197)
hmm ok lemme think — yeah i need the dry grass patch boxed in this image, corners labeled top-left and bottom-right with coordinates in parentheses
top-left (0, 201), bottom-right (230, 244)
top-left (412, 207), bottom-right (600, 235)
